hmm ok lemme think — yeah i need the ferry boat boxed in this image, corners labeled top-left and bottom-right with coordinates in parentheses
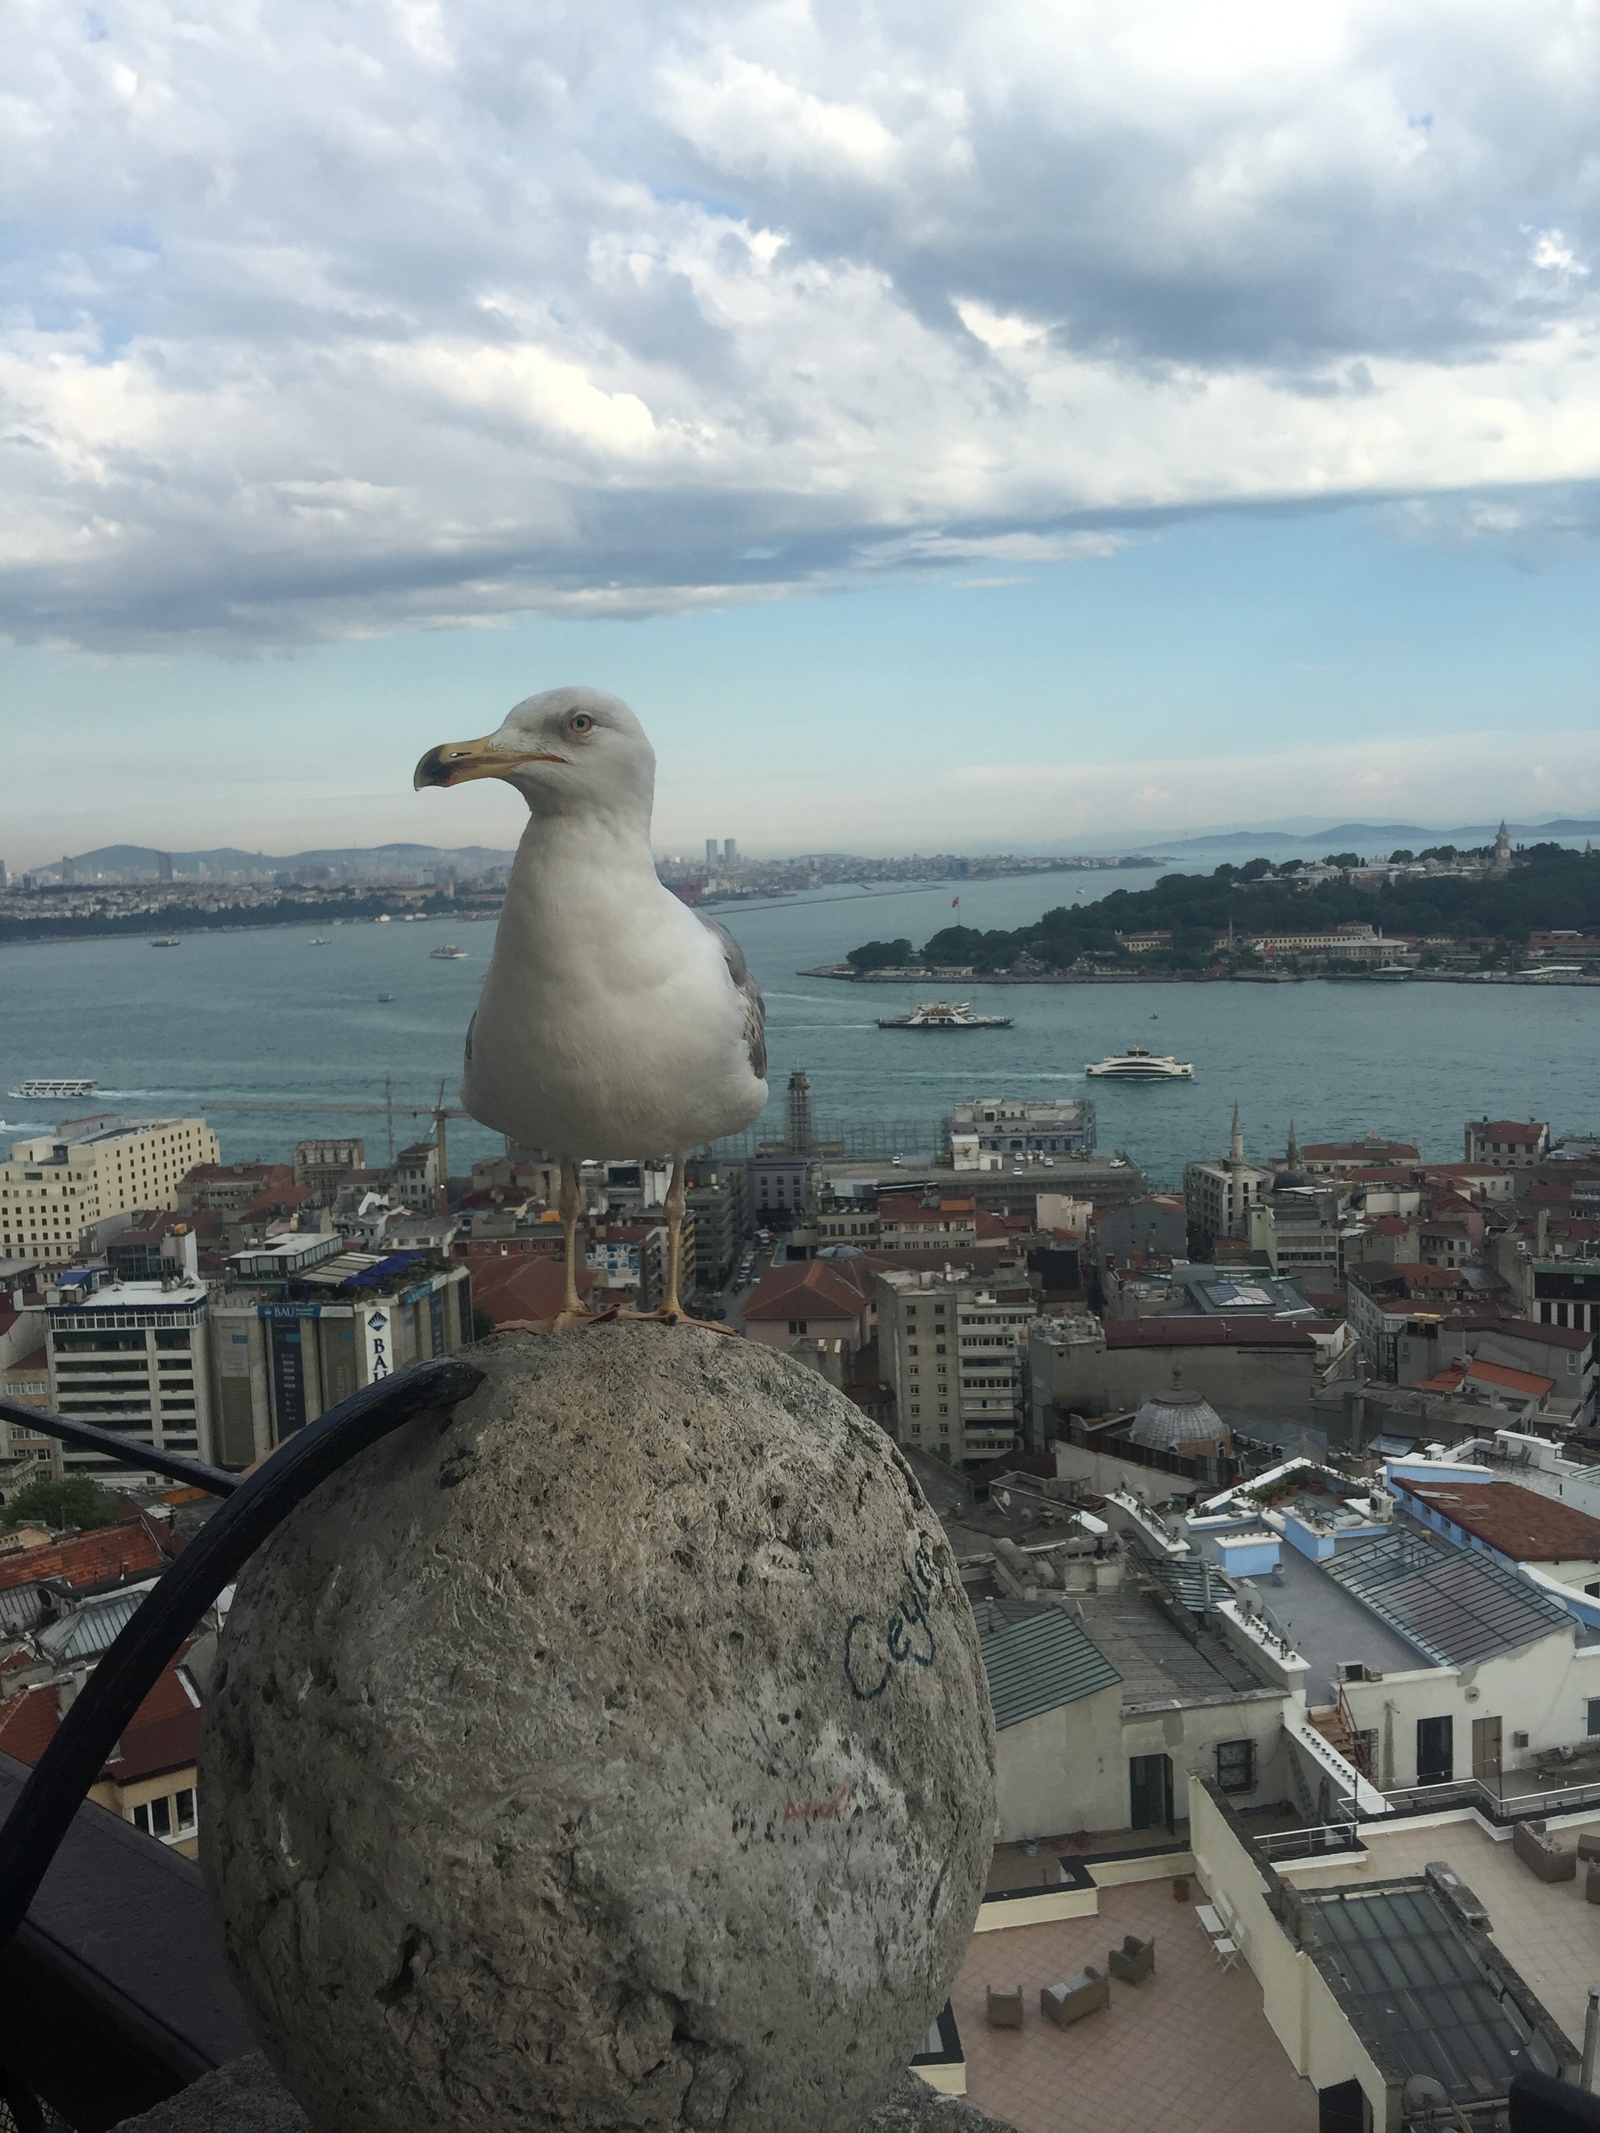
top-left (1084, 1046), bottom-right (1193, 1080)
top-left (876, 1000), bottom-right (1012, 1031)
top-left (10, 1077), bottom-right (98, 1100)
top-left (149, 936), bottom-right (181, 948)
top-left (377, 992), bottom-right (395, 1002)
top-left (430, 943), bottom-right (469, 960)
top-left (309, 936), bottom-right (330, 947)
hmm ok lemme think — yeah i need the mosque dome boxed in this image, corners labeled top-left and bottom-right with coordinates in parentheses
top-left (1130, 1369), bottom-right (1230, 1454)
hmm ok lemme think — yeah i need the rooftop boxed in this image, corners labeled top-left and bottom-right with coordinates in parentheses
top-left (1397, 1477), bottom-right (1600, 1564)
top-left (1301, 1881), bottom-right (1556, 2103)
top-left (1289, 1811), bottom-right (1600, 2053)
top-left (1320, 1529), bottom-right (1571, 1666)
top-left (1102, 1317), bottom-right (1324, 1350)
top-left (1071, 1586), bottom-right (1272, 1710)
top-left (953, 1878), bottom-right (1316, 2133)
top-left (974, 1605), bottom-right (1122, 1728)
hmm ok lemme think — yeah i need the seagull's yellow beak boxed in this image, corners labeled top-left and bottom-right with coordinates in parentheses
top-left (413, 736), bottom-right (567, 789)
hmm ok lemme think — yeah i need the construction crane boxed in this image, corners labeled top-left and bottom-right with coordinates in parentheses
top-left (178, 1080), bottom-right (483, 1215)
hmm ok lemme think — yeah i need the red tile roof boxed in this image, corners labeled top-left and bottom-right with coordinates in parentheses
top-left (0, 1657), bottom-right (200, 1780)
top-left (743, 1261), bottom-right (874, 1323)
top-left (1400, 1479), bottom-right (1600, 1562)
top-left (1412, 1359), bottom-right (1556, 1400)
top-left (468, 1256), bottom-right (600, 1325)
top-left (1470, 1122), bottom-right (1547, 1143)
top-left (1102, 1318), bottom-right (1324, 1349)
top-left (0, 1523), bottom-right (167, 1594)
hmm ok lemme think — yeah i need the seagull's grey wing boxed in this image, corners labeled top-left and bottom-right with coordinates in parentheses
top-left (698, 912), bottom-right (767, 1081)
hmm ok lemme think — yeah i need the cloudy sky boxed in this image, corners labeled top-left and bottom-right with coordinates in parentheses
top-left (3, 0), bottom-right (1598, 862)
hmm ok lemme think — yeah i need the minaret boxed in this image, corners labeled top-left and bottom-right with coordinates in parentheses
top-left (1285, 1120), bottom-right (1301, 1168)
top-left (1229, 1105), bottom-right (1245, 1168)
top-left (1493, 820), bottom-right (1511, 877)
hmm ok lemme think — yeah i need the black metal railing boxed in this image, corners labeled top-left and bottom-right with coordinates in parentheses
top-left (0, 1357), bottom-right (483, 2129)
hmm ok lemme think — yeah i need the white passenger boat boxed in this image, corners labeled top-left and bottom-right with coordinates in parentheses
top-left (877, 1000), bottom-right (1012, 1030)
top-left (10, 1077), bottom-right (98, 1099)
top-left (430, 943), bottom-right (469, 960)
top-left (1084, 1046), bottom-right (1194, 1079)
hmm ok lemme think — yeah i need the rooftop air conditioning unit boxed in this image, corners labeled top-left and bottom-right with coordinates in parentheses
top-left (1513, 1731), bottom-right (1530, 1749)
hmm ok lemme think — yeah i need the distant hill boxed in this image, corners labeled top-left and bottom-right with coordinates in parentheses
top-left (849, 842), bottom-right (1600, 973)
top-left (46, 841), bottom-right (515, 876)
top-left (1157, 819), bottom-right (1600, 857)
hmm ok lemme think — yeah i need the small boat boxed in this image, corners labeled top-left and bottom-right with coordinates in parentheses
top-left (309, 936), bottom-right (330, 947)
top-left (876, 1000), bottom-right (1012, 1030)
top-left (149, 936), bottom-right (181, 948)
top-left (10, 1077), bottom-right (97, 1100)
top-left (430, 943), bottom-right (468, 960)
top-left (1085, 1046), bottom-right (1193, 1079)
top-left (377, 992), bottom-right (395, 1003)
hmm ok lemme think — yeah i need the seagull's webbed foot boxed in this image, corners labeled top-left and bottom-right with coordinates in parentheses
top-left (498, 1306), bottom-right (620, 1336)
top-left (611, 1308), bottom-right (737, 1335)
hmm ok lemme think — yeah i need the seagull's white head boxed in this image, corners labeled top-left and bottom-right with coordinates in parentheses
top-left (414, 686), bottom-right (655, 827)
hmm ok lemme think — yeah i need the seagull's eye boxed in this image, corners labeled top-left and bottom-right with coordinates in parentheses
top-left (568, 712), bottom-right (596, 735)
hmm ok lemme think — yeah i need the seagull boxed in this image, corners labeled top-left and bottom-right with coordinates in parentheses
top-left (414, 686), bottom-right (767, 1328)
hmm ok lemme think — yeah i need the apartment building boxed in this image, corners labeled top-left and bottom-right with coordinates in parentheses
top-left (208, 1236), bottom-right (471, 1464)
top-left (947, 1097), bottom-right (1095, 1170)
top-left (1464, 1117), bottom-right (1550, 1169)
top-left (46, 1242), bottom-right (215, 1480)
top-left (876, 1263), bottom-right (1034, 1466)
top-left (0, 1116), bottom-right (219, 1268)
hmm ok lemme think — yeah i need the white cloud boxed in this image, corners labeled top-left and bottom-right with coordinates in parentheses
top-left (3, 0), bottom-right (1600, 647)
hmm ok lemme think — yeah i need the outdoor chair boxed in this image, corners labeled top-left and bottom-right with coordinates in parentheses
top-left (1514, 1820), bottom-right (1577, 1884)
top-left (1108, 1934), bottom-right (1154, 1985)
top-left (986, 1986), bottom-right (1025, 2029)
top-left (1577, 1832), bottom-right (1600, 1865)
top-left (1040, 1968), bottom-right (1111, 2027)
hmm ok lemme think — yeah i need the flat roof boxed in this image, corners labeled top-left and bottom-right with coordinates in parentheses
top-left (1191, 1529), bottom-right (1423, 1703)
top-left (1071, 1587), bottom-right (1270, 1710)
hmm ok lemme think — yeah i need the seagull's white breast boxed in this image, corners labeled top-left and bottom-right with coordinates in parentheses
top-left (461, 829), bottom-right (767, 1158)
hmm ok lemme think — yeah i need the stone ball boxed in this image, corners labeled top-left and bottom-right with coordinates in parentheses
top-left (201, 1327), bottom-right (996, 2133)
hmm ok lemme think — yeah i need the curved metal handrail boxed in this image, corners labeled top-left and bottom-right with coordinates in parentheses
top-left (0, 1356), bottom-right (484, 1946)
top-left (0, 1398), bottom-right (240, 1497)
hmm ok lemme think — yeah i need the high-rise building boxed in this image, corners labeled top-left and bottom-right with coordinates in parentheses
top-left (705, 838), bottom-right (719, 869)
top-left (209, 1238), bottom-right (471, 1463)
top-left (1, 1116), bottom-right (221, 1268)
top-left (157, 851), bottom-right (174, 883)
top-left (47, 1234), bottom-right (215, 1479)
top-left (875, 1263), bottom-right (1034, 1466)
top-left (723, 838), bottom-right (738, 865)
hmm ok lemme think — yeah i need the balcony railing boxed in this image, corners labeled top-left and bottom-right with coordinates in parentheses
top-left (0, 1356), bottom-right (483, 2130)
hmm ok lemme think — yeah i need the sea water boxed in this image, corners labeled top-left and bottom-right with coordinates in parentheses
top-left (1, 866), bottom-right (1595, 1189)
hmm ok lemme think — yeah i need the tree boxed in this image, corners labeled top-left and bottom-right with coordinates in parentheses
top-left (1323, 852), bottom-right (1362, 869)
top-left (470, 1306), bottom-right (497, 1343)
top-left (1186, 1221), bottom-right (1212, 1261)
top-left (1, 1475), bottom-right (119, 1532)
top-left (1389, 849), bottom-right (1414, 864)
top-left (846, 937), bottom-right (913, 972)
top-left (1238, 857), bottom-right (1274, 881)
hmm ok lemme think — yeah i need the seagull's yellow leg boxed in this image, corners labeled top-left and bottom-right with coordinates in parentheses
top-left (499, 1159), bottom-right (615, 1334)
top-left (617, 1154), bottom-right (735, 1332)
